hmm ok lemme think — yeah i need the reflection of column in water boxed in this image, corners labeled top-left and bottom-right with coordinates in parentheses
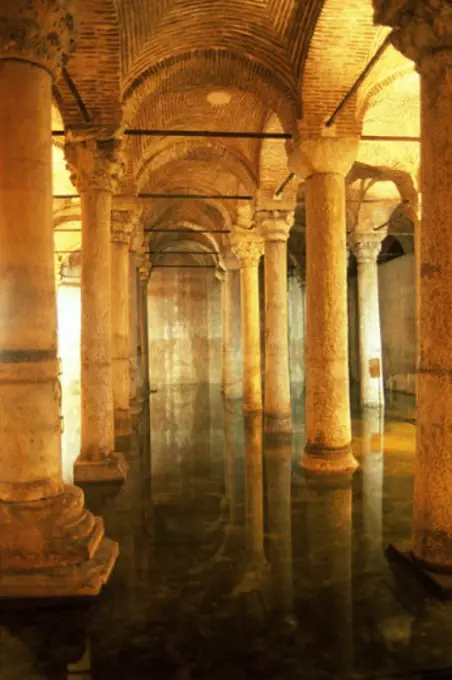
top-left (244, 412), bottom-right (265, 566)
top-left (67, 639), bottom-right (91, 679)
top-left (223, 399), bottom-right (245, 529)
top-left (361, 408), bottom-right (385, 572)
top-left (304, 474), bottom-right (354, 676)
top-left (264, 432), bottom-right (294, 619)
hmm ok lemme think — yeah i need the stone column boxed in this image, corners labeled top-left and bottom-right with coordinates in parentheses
top-left (231, 207), bottom-right (264, 412)
top-left (222, 253), bottom-right (242, 400)
top-left (138, 259), bottom-right (151, 399)
top-left (129, 252), bottom-right (139, 410)
top-left (111, 208), bottom-right (132, 436)
top-left (260, 210), bottom-right (294, 432)
top-left (0, 0), bottom-right (118, 597)
top-left (65, 133), bottom-right (128, 484)
top-left (373, 0), bottom-right (452, 574)
top-left (349, 233), bottom-right (385, 409)
top-left (289, 133), bottom-right (359, 473)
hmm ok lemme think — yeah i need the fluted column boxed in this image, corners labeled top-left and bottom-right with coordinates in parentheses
top-left (65, 132), bottom-right (128, 484)
top-left (0, 0), bottom-right (118, 597)
top-left (290, 132), bottom-right (359, 473)
top-left (222, 253), bottom-right (242, 399)
top-left (349, 233), bottom-right (385, 409)
top-left (231, 206), bottom-right (264, 412)
top-left (373, 0), bottom-right (452, 573)
top-left (260, 210), bottom-right (294, 432)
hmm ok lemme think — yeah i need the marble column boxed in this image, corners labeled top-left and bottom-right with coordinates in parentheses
top-left (65, 133), bottom-right (128, 484)
top-left (289, 134), bottom-right (359, 473)
top-left (231, 207), bottom-right (264, 412)
top-left (222, 253), bottom-right (243, 400)
top-left (260, 210), bottom-right (294, 432)
top-left (349, 233), bottom-right (385, 409)
top-left (0, 0), bottom-right (118, 597)
top-left (111, 209), bottom-right (132, 436)
top-left (138, 259), bottom-right (151, 398)
top-left (129, 253), bottom-right (139, 411)
top-left (373, 0), bottom-right (452, 573)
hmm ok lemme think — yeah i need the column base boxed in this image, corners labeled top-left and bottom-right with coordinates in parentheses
top-left (73, 451), bottom-right (128, 484)
top-left (0, 485), bottom-right (119, 599)
top-left (264, 414), bottom-right (292, 434)
top-left (301, 444), bottom-right (358, 474)
top-left (114, 408), bottom-right (132, 437)
top-left (387, 543), bottom-right (452, 599)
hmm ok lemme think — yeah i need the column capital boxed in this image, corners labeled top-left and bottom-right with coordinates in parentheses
top-left (139, 256), bottom-right (152, 283)
top-left (349, 232), bottom-right (383, 264)
top-left (373, 1), bottom-right (452, 69)
top-left (111, 199), bottom-right (143, 245)
top-left (230, 231), bottom-right (264, 269)
top-left (0, 0), bottom-right (74, 79)
top-left (257, 209), bottom-right (294, 242)
top-left (65, 129), bottom-right (125, 194)
top-left (288, 125), bottom-right (359, 180)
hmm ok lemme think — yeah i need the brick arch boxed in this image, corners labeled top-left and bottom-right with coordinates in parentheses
top-left (301, 0), bottom-right (387, 134)
top-left (122, 50), bottom-right (300, 134)
top-left (149, 234), bottom-right (223, 267)
top-left (149, 195), bottom-right (234, 232)
top-left (59, 0), bottom-right (121, 124)
top-left (136, 140), bottom-right (257, 195)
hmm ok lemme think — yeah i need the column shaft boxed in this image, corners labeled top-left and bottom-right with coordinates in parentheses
top-left (304, 173), bottom-right (356, 472)
top-left (240, 265), bottom-right (262, 411)
top-left (352, 239), bottom-right (385, 408)
top-left (0, 61), bottom-right (61, 501)
top-left (0, 14), bottom-right (118, 595)
top-left (111, 236), bottom-right (131, 432)
top-left (413, 52), bottom-right (452, 569)
top-left (129, 253), bottom-right (138, 406)
top-left (81, 190), bottom-right (115, 460)
top-left (223, 268), bottom-right (242, 399)
top-left (264, 238), bottom-right (291, 430)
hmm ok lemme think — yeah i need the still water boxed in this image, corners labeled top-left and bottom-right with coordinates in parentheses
top-left (1, 385), bottom-right (451, 680)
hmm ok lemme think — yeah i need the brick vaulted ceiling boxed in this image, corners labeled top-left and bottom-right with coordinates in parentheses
top-left (54, 0), bottom-right (420, 257)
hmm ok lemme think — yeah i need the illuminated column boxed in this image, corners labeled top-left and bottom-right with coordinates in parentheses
top-left (128, 222), bottom-right (143, 413)
top-left (231, 207), bottom-right (264, 412)
top-left (0, 0), bottom-right (118, 597)
top-left (138, 258), bottom-right (151, 398)
top-left (290, 133), bottom-right (359, 473)
top-left (349, 233), bottom-right (384, 409)
top-left (222, 253), bottom-right (242, 399)
top-left (373, 0), bottom-right (452, 573)
top-left (260, 210), bottom-right (294, 432)
top-left (65, 132), bottom-right (128, 484)
top-left (111, 205), bottom-right (134, 436)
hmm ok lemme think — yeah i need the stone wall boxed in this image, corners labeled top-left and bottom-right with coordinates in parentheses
top-left (148, 268), bottom-right (222, 387)
top-left (348, 253), bottom-right (416, 396)
top-left (378, 254), bottom-right (416, 395)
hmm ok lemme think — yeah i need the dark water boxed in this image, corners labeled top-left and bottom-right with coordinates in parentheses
top-left (1, 385), bottom-right (452, 680)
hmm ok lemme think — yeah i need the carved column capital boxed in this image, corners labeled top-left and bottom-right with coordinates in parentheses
top-left (111, 200), bottom-right (143, 246)
top-left (230, 234), bottom-right (264, 268)
top-left (373, 1), bottom-right (452, 70)
top-left (65, 131), bottom-right (125, 194)
top-left (139, 255), bottom-right (152, 283)
top-left (0, 0), bottom-right (74, 78)
top-left (258, 210), bottom-right (294, 242)
top-left (288, 125), bottom-right (359, 180)
top-left (349, 232), bottom-right (383, 264)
